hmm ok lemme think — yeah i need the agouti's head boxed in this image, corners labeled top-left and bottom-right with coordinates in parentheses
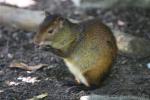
top-left (34, 14), bottom-right (76, 52)
top-left (34, 14), bottom-right (65, 48)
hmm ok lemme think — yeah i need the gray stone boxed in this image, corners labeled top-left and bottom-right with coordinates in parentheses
top-left (78, 0), bottom-right (150, 9)
top-left (80, 95), bottom-right (149, 100)
top-left (113, 30), bottom-right (150, 58)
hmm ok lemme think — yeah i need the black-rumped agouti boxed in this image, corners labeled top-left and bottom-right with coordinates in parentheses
top-left (34, 15), bottom-right (117, 87)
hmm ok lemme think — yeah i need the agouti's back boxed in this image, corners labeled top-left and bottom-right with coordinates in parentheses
top-left (64, 19), bottom-right (117, 86)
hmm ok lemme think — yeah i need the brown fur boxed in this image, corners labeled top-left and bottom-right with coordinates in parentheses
top-left (34, 15), bottom-right (117, 87)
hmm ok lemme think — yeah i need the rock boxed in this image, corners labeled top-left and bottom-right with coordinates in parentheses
top-left (147, 63), bottom-right (150, 69)
top-left (78, 0), bottom-right (150, 9)
top-left (80, 95), bottom-right (149, 100)
top-left (71, 0), bottom-right (81, 7)
top-left (113, 30), bottom-right (150, 58)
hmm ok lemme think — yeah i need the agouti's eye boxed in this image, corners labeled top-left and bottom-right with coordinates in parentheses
top-left (48, 29), bottom-right (54, 34)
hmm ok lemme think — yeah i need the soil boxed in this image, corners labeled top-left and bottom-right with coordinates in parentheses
top-left (0, 1), bottom-right (150, 100)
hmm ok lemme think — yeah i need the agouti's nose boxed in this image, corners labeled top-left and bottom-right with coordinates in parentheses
top-left (33, 38), bottom-right (44, 47)
top-left (33, 37), bottom-right (40, 45)
top-left (33, 39), bottom-right (40, 48)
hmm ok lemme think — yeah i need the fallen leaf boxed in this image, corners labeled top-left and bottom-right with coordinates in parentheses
top-left (17, 76), bottom-right (40, 83)
top-left (27, 93), bottom-right (48, 100)
top-left (6, 81), bottom-right (20, 86)
top-left (9, 61), bottom-right (48, 71)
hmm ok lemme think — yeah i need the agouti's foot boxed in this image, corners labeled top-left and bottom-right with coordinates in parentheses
top-left (62, 77), bottom-right (81, 86)
top-left (62, 80), bottom-right (97, 93)
top-left (62, 80), bottom-right (77, 86)
top-left (66, 85), bottom-right (84, 93)
top-left (65, 84), bottom-right (97, 93)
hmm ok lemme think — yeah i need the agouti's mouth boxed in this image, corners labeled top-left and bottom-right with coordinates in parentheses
top-left (34, 43), bottom-right (52, 51)
top-left (42, 45), bottom-right (52, 51)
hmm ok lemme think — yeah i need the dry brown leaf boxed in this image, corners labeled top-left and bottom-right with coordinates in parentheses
top-left (9, 61), bottom-right (48, 71)
top-left (27, 93), bottom-right (48, 100)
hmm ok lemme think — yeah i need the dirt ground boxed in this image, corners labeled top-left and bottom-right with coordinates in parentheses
top-left (0, 1), bottom-right (150, 100)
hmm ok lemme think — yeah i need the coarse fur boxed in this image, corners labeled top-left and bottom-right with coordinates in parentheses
top-left (34, 15), bottom-right (117, 87)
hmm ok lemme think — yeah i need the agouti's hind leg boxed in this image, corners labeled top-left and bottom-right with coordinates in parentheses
top-left (83, 67), bottom-right (107, 87)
